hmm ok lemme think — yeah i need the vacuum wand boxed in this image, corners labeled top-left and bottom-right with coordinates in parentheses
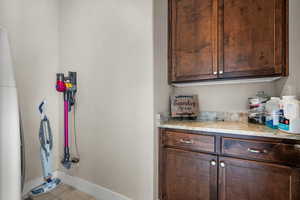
top-left (63, 100), bottom-right (70, 166)
top-left (56, 72), bottom-right (79, 169)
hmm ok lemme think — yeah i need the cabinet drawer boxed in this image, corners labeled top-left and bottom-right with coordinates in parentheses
top-left (222, 137), bottom-right (300, 165)
top-left (164, 131), bottom-right (215, 153)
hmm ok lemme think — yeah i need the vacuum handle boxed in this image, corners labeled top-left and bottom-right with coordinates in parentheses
top-left (39, 102), bottom-right (44, 114)
top-left (39, 100), bottom-right (46, 115)
top-left (56, 73), bottom-right (64, 82)
top-left (68, 71), bottom-right (77, 85)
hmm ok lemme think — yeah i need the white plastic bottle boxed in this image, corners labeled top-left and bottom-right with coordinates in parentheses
top-left (265, 97), bottom-right (281, 129)
top-left (279, 96), bottom-right (300, 134)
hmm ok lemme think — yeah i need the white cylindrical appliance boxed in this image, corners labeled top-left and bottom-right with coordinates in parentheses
top-left (0, 28), bottom-right (21, 200)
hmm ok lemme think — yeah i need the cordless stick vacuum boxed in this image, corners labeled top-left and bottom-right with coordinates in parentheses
top-left (30, 101), bottom-right (61, 196)
top-left (56, 72), bottom-right (79, 169)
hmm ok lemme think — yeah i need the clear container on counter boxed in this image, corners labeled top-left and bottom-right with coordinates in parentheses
top-left (248, 91), bottom-right (270, 124)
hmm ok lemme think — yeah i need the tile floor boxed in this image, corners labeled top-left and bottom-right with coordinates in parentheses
top-left (25, 184), bottom-right (96, 200)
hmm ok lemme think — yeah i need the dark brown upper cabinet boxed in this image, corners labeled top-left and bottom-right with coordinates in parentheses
top-left (169, 0), bottom-right (219, 82)
top-left (169, 0), bottom-right (288, 83)
top-left (218, 0), bottom-right (288, 79)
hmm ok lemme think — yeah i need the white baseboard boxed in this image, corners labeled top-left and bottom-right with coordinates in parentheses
top-left (57, 171), bottom-right (132, 200)
top-left (24, 171), bottom-right (132, 200)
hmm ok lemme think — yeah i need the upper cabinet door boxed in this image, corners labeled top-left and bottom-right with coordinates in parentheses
top-left (219, 0), bottom-right (288, 78)
top-left (169, 0), bottom-right (219, 82)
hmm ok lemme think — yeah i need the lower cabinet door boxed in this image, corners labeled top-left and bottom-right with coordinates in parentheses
top-left (163, 148), bottom-right (218, 200)
top-left (218, 157), bottom-right (300, 200)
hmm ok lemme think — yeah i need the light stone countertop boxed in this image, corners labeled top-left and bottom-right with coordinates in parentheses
top-left (158, 121), bottom-right (300, 140)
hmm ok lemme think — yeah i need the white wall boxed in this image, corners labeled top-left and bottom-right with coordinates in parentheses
top-left (276, 0), bottom-right (300, 98)
top-left (59, 0), bottom-right (154, 199)
top-left (0, 0), bottom-right (60, 181)
top-left (174, 83), bottom-right (276, 112)
top-left (153, 0), bottom-right (170, 199)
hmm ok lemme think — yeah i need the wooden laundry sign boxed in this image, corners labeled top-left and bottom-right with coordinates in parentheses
top-left (171, 95), bottom-right (199, 117)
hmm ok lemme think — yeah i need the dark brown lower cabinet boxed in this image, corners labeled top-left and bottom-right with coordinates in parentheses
top-left (219, 157), bottom-right (300, 200)
top-left (159, 129), bottom-right (300, 200)
top-left (162, 148), bottom-right (217, 200)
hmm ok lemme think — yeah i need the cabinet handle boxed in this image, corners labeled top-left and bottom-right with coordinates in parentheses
top-left (210, 160), bottom-right (217, 166)
top-left (220, 161), bottom-right (226, 168)
top-left (219, 70), bottom-right (223, 74)
top-left (247, 148), bottom-right (268, 154)
top-left (179, 139), bottom-right (194, 144)
top-left (294, 144), bottom-right (300, 149)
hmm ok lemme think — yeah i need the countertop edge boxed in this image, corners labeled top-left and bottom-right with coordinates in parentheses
top-left (158, 124), bottom-right (300, 140)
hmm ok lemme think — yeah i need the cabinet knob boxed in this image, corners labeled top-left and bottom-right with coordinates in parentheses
top-left (220, 161), bottom-right (226, 168)
top-left (213, 71), bottom-right (218, 75)
top-left (219, 70), bottom-right (223, 74)
top-left (210, 160), bottom-right (217, 166)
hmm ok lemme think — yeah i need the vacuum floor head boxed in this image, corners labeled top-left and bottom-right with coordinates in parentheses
top-left (30, 178), bottom-right (61, 196)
